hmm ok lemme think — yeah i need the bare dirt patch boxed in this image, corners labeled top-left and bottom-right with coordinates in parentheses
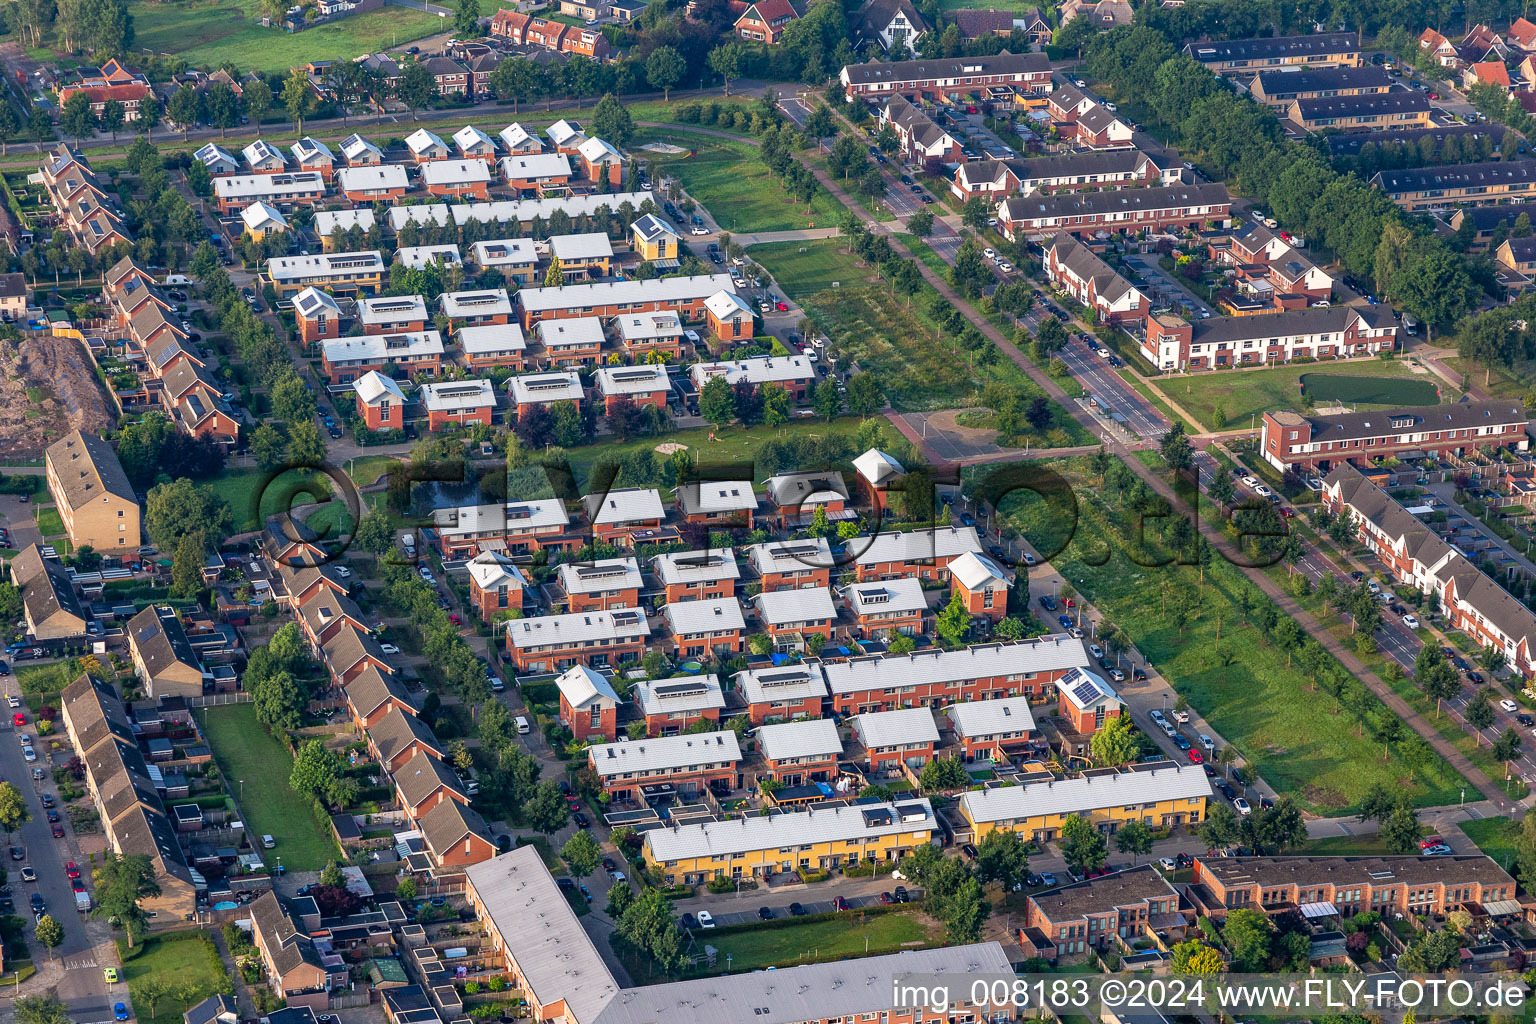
top-left (0, 333), bottom-right (115, 459)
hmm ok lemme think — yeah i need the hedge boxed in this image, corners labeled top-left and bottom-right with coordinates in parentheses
top-left (705, 903), bottom-right (908, 936)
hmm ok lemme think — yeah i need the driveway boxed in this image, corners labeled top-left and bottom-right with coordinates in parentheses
top-left (1122, 253), bottom-right (1215, 319)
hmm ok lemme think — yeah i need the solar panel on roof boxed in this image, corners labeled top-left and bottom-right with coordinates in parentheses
top-left (654, 681), bottom-right (708, 698)
top-left (1072, 679), bottom-right (1103, 705)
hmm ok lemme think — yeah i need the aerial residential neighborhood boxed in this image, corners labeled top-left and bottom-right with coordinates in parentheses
top-left (12, 0), bottom-right (1536, 1022)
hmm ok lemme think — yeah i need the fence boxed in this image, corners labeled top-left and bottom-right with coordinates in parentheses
top-left (187, 692), bottom-right (253, 707)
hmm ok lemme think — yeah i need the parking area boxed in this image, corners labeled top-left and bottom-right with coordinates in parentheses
top-left (688, 888), bottom-right (922, 928)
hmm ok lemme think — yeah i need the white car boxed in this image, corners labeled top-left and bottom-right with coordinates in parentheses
top-left (697, 910), bottom-right (715, 928)
top-left (1233, 797), bottom-right (1252, 815)
top-left (983, 248), bottom-right (997, 259)
top-left (1198, 733), bottom-right (1214, 750)
top-left (1240, 476), bottom-right (1259, 487)
top-left (16, 734), bottom-right (28, 747)
top-left (418, 567), bottom-right (435, 583)
top-left (6, 696), bottom-right (19, 709)
top-left (380, 644), bottom-right (401, 656)
top-left (1173, 709), bottom-right (1190, 724)
top-left (609, 870), bottom-right (626, 882)
top-left (1089, 644), bottom-right (1104, 658)
top-left (1157, 857), bottom-right (1176, 872)
top-left (1403, 614), bottom-right (1420, 629)
top-left (1095, 347), bottom-right (1112, 359)
top-left (1149, 709), bottom-right (1167, 724)
top-left (1501, 699), bottom-right (1519, 713)
top-left (690, 225), bottom-right (708, 235)
top-left (1253, 484), bottom-right (1273, 498)
top-left (22, 746), bottom-right (35, 762)
top-left (997, 261), bottom-right (1013, 273)
top-left (334, 566), bottom-right (352, 578)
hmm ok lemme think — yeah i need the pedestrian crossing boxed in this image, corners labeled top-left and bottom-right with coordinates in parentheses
top-left (64, 956), bottom-right (97, 970)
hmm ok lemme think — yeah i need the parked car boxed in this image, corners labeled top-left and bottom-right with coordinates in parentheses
top-left (1501, 699), bottom-right (1519, 713)
top-left (833, 896), bottom-right (850, 911)
top-left (757, 906), bottom-right (774, 920)
top-left (893, 885), bottom-right (909, 903)
top-left (1233, 797), bottom-right (1252, 815)
top-left (679, 912), bottom-right (697, 929)
top-left (697, 910), bottom-right (715, 928)
top-left (789, 902), bottom-right (806, 915)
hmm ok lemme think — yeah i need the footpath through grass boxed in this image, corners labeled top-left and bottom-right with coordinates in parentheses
top-left (197, 703), bottom-right (339, 871)
top-left (1169, 359), bottom-right (1443, 431)
top-left (117, 930), bottom-right (233, 1024)
top-left (991, 455), bottom-right (1468, 815)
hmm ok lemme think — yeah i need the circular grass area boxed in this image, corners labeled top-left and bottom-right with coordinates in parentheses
top-left (1299, 372), bottom-right (1441, 407)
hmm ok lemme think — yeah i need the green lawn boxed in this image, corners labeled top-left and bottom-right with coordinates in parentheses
top-left (128, 0), bottom-right (457, 74)
top-left (990, 456), bottom-right (1468, 815)
top-left (347, 454), bottom-right (403, 487)
top-left (1168, 358), bottom-right (1444, 432)
top-left (633, 128), bottom-right (842, 233)
top-left (118, 930), bottom-right (234, 1024)
top-left (209, 466), bottom-right (335, 534)
top-left (1459, 816), bottom-right (1520, 869)
top-left (33, 506), bottom-right (64, 538)
top-left (752, 238), bottom-right (1090, 440)
top-left (639, 910), bottom-right (938, 981)
top-left (197, 703), bottom-right (340, 871)
top-left (1295, 834), bottom-right (1395, 856)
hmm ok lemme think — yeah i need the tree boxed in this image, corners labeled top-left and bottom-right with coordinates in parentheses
top-left (395, 60), bottom-right (436, 119)
top-left (171, 530), bottom-right (207, 598)
top-left (167, 84), bottom-right (199, 138)
top-left (92, 852), bottom-right (161, 948)
top-left (282, 68), bottom-right (313, 134)
top-left (252, 668), bottom-right (305, 734)
top-left (287, 419), bottom-right (326, 466)
top-left (0, 781), bottom-right (30, 839)
top-left (60, 91), bottom-right (95, 144)
top-left (1467, 690), bottom-right (1496, 743)
top-left (561, 830), bottom-right (601, 876)
top-left (203, 84), bottom-right (237, 138)
top-left (845, 373), bottom-right (884, 417)
top-left (645, 47), bottom-right (685, 101)
top-left (812, 377), bottom-right (843, 421)
top-left (1114, 819), bottom-right (1154, 864)
top-left (761, 381), bottom-right (792, 427)
top-left (1170, 939), bottom-right (1223, 974)
top-left (935, 591), bottom-right (971, 647)
top-left (396, 876), bottom-right (418, 902)
top-left (455, 0), bottom-right (482, 35)
top-left (243, 80), bottom-right (273, 125)
top-left (249, 422), bottom-right (285, 471)
top-left (1494, 726), bottom-right (1523, 773)
top-left (1222, 908), bottom-right (1274, 972)
top-left (974, 829), bottom-right (1029, 889)
top-left (708, 42), bottom-right (743, 96)
top-left (907, 206), bottom-right (933, 237)
top-left (615, 887), bottom-right (684, 971)
top-left (0, 102), bottom-right (18, 155)
top-left (1089, 714), bottom-right (1140, 767)
top-left (1459, 311), bottom-right (1521, 385)
top-left (13, 994), bottom-right (68, 1024)
top-left (271, 372), bottom-right (316, 425)
top-left (1059, 814), bottom-right (1107, 876)
top-left (145, 478), bottom-right (232, 552)
top-left (591, 93), bottom-right (635, 148)
top-left (1379, 797), bottom-right (1422, 855)
top-left (355, 512), bottom-right (394, 555)
top-left (526, 781), bottom-right (569, 833)
top-left (1201, 802), bottom-right (1240, 849)
top-left (291, 739), bottom-right (346, 805)
top-left (320, 861), bottom-right (345, 889)
top-left (1516, 808), bottom-right (1536, 889)
top-left (943, 876), bottom-right (987, 943)
top-left (28, 106), bottom-right (53, 146)
top-left (699, 374), bottom-right (735, 428)
top-left (1158, 423), bottom-right (1193, 471)
top-left (919, 756), bottom-right (969, 791)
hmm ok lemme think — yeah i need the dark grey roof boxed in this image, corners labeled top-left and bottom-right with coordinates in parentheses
top-left (1028, 864), bottom-right (1180, 921)
top-left (1305, 398), bottom-right (1524, 445)
top-left (127, 605), bottom-right (201, 679)
top-left (1372, 159), bottom-right (1536, 195)
top-left (184, 994), bottom-right (236, 1024)
top-left (842, 50), bottom-right (1048, 86)
top-left (1002, 182), bottom-right (1230, 222)
top-left (17, 545), bottom-right (86, 631)
top-left (1326, 123), bottom-right (1508, 158)
top-left (1452, 201), bottom-right (1536, 230)
top-left (1251, 65), bottom-right (1391, 98)
top-left (1186, 304), bottom-right (1396, 346)
top-left (1047, 233), bottom-right (1138, 305)
top-left (1293, 90), bottom-right (1431, 121)
top-left (393, 749), bottom-right (466, 809)
top-left (1076, 103), bottom-right (1128, 135)
top-left (1503, 235), bottom-right (1536, 261)
top-left (0, 272), bottom-right (28, 298)
top-left (1184, 32), bottom-right (1357, 62)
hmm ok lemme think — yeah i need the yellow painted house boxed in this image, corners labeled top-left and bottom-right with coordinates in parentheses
top-left (959, 765), bottom-right (1211, 842)
top-left (630, 213), bottom-right (681, 265)
top-left (643, 798), bottom-right (937, 884)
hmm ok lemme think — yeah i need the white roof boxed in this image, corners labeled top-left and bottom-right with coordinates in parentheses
top-left (508, 371), bottom-right (584, 405)
top-left (463, 848), bottom-right (620, 1024)
top-left (466, 550), bottom-right (529, 591)
top-left (389, 204), bottom-right (452, 230)
top-left (853, 448), bottom-right (905, 487)
top-left (645, 798), bottom-right (933, 863)
top-left (948, 551), bottom-right (1010, 591)
top-left (471, 238), bottom-right (537, 267)
top-left (748, 537), bottom-right (833, 576)
top-left (440, 288), bottom-right (512, 319)
top-left (352, 370), bottom-right (405, 406)
top-left (583, 487), bottom-right (665, 525)
top-left (406, 128), bottom-right (448, 155)
top-left (454, 124), bottom-right (497, 153)
top-left (554, 663), bottom-right (621, 710)
top-left (535, 317), bottom-right (605, 350)
top-left (422, 160), bottom-right (493, 186)
top-left (630, 213), bottom-right (678, 242)
top-left (509, 608), bottom-right (650, 651)
top-left (753, 586), bottom-right (836, 626)
top-left (589, 729), bottom-right (740, 778)
top-left (616, 311), bottom-right (683, 342)
top-left (293, 287), bottom-right (342, 319)
top-left (676, 481), bottom-right (757, 515)
top-left (340, 134), bottom-right (383, 161)
top-left (1056, 666), bottom-right (1121, 713)
top-left (733, 663), bottom-right (828, 706)
top-left (193, 143), bottom-right (236, 169)
top-left (961, 765), bottom-right (1212, 825)
top-left (419, 378), bottom-right (496, 413)
top-left (358, 294), bottom-right (428, 326)
top-left (852, 526), bottom-right (983, 567)
top-left (556, 557), bottom-right (642, 595)
top-left (499, 123), bottom-right (541, 151)
top-left (690, 355), bottom-right (816, 388)
top-left (518, 274), bottom-right (735, 314)
top-left (549, 232), bottom-right (614, 262)
top-left (547, 119), bottom-right (586, 147)
top-left (337, 164), bottom-right (409, 192)
top-left (435, 499), bottom-right (569, 538)
top-left (577, 136), bottom-right (622, 163)
top-left (821, 637), bottom-right (1092, 696)
top-left (291, 136), bottom-right (333, 163)
top-left (500, 153), bottom-right (572, 180)
top-left (634, 674), bottom-right (725, 716)
top-left (243, 139), bottom-right (285, 169)
top-left (451, 192), bottom-right (654, 228)
top-left (703, 289), bottom-right (754, 321)
top-left (322, 331), bottom-right (444, 365)
top-left (458, 322), bottom-right (528, 356)
top-left (663, 597), bottom-right (745, 635)
top-left (212, 172), bottom-right (323, 201)
top-left (396, 244), bottom-right (462, 269)
top-left (593, 364), bottom-right (670, 398)
top-left (240, 201), bottom-right (287, 232)
top-left (764, 471), bottom-right (849, 510)
top-left (651, 549), bottom-right (740, 587)
top-left (841, 577), bottom-right (927, 616)
top-left (945, 696), bottom-right (1036, 739)
top-left (313, 208), bottom-right (376, 236)
top-left (850, 707), bottom-right (939, 749)
top-left (756, 718), bottom-right (843, 762)
top-left (267, 250), bottom-right (385, 283)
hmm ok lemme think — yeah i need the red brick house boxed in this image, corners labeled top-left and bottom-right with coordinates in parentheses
top-left (948, 551), bottom-right (1012, 622)
top-left (580, 487), bottom-right (668, 547)
top-left (735, 0), bottom-right (799, 41)
top-left (557, 557), bottom-right (642, 612)
top-left (435, 498), bottom-right (571, 560)
top-left (822, 638), bottom-right (1095, 715)
top-left (394, 749), bottom-right (469, 822)
top-left (676, 481), bottom-right (757, 528)
top-left (555, 663), bottom-right (622, 741)
top-left (367, 706), bottom-right (446, 773)
top-left (853, 448), bottom-right (905, 513)
top-left (849, 707), bottom-right (939, 774)
top-left (764, 471), bottom-right (850, 527)
top-left (652, 549), bottom-right (740, 603)
top-left (507, 608), bottom-right (650, 673)
top-left (736, 663), bottom-right (828, 724)
top-left (840, 578), bottom-right (927, 640)
top-left (586, 729), bottom-right (741, 801)
top-left (419, 378), bottom-right (496, 431)
top-left (945, 696), bottom-right (1041, 762)
top-left (756, 718), bottom-right (842, 784)
top-left (248, 892), bottom-right (343, 1012)
top-left (633, 674), bottom-right (725, 736)
top-left (418, 798), bottom-right (497, 869)
top-left (293, 287), bottom-right (342, 343)
top-left (749, 537), bottom-right (832, 592)
top-left (345, 665), bottom-right (417, 732)
top-left (663, 597), bottom-right (746, 660)
top-left (1054, 667), bottom-right (1123, 735)
top-left (466, 550), bottom-right (528, 623)
top-left (321, 625), bottom-right (395, 688)
top-left (593, 365), bottom-right (672, 413)
top-left (853, 526), bottom-right (982, 582)
top-left (352, 371), bottom-right (407, 433)
top-left (751, 587), bottom-right (838, 654)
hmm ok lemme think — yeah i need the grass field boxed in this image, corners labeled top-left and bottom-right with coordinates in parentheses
top-left (1168, 358), bottom-right (1443, 431)
top-left (991, 456), bottom-right (1468, 815)
top-left (1444, 356), bottom-right (1534, 402)
top-left (753, 239), bottom-right (1090, 439)
top-left (33, 506), bottom-right (64, 538)
top-left (118, 930), bottom-right (233, 1024)
top-left (197, 704), bottom-right (339, 871)
top-left (127, 0), bottom-right (457, 74)
top-left (634, 128), bottom-right (842, 233)
top-left (209, 466), bottom-right (336, 533)
top-left (1459, 816), bottom-right (1519, 869)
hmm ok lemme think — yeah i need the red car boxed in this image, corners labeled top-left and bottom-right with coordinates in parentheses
top-left (65, 862), bottom-right (80, 880)
top-left (834, 895), bottom-right (850, 911)
top-left (1187, 748), bottom-right (1204, 764)
top-left (449, 614), bottom-right (462, 625)
top-left (775, 301), bottom-right (788, 311)
top-left (11, 712), bottom-right (24, 726)
top-left (1420, 835), bottom-right (1443, 850)
top-left (51, 825), bottom-right (64, 838)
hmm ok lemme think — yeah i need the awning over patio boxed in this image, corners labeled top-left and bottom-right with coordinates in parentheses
top-left (1300, 901), bottom-right (1339, 919)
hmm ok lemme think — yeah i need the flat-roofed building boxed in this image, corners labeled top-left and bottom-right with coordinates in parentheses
top-left (507, 607), bottom-right (650, 673)
top-left (689, 354), bottom-right (816, 401)
top-left (45, 430), bottom-right (139, 550)
top-left (358, 294), bottom-right (429, 334)
top-left (1025, 866), bottom-right (1187, 961)
top-left (960, 763), bottom-right (1211, 840)
top-left (267, 251), bottom-right (386, 297)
